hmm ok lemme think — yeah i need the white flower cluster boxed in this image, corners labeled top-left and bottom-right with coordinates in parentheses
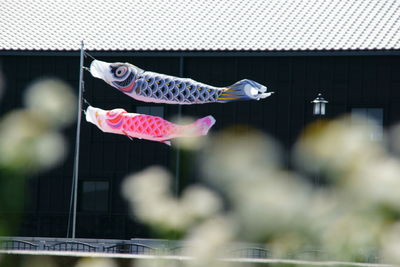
top-left (121, 116), bottom-right (400, 266)
top-left (122, 166), bottom-right (222, 233)
top-left (0, 78), bottom-right (76, 172)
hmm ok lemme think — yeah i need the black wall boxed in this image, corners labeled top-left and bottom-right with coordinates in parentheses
top-left (0, 54), bottom-right (399, 239)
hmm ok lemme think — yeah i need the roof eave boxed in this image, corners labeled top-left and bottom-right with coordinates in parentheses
top-left (1, 49), bottom-right (400, 57)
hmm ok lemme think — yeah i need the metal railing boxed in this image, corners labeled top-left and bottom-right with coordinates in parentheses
top-left (0, 240), bottom-right (38, 250)
top-left (0, 237), bottom-right (272, 259)
top-left (103, 243), bottom-right (156, 254)
top-left (0, 237), bottom-right (382, 264)
top-left (44, 241), bottom-right (97, 252)
top-left (227, 247), bottom-right (270, 258)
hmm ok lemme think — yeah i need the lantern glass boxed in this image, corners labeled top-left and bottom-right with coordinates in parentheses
top-left (311, 93), bottom-right (328, 116)
top-left (320, 102), bottom-right (326, 115)
top-left (313, 103), bottom-right (321, 115)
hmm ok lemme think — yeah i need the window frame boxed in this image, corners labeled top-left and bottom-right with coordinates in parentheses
top-left (79, 180), bottom-right (110, 214)
top-left (350, 106), bottom-right (385, 141)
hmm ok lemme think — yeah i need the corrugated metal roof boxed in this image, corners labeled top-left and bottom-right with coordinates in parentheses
top-left (0, 0), bottom-right (399, 52)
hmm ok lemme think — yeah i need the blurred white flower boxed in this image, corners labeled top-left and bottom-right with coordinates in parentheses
top-left (346, 156), bottom-right (400, 210)
top-left (23, 78), bottom-right (77, 128)
top-left (181, 185), bottom-right (222, 220)
top-left (122, 166), bottom-right (178, 226)
top-left (122, 166), bottom-right (172, 201)
top-left (381, 222), bottom-right (400, 264)
top-left (121, 114), bottom-right (400, 264)
top-left (0, 110), bottom-right (66, 171)
top-left (183, 216), bottom-right (235, 267)
top-left (231, 171), bottom-right (313, 241)
top-left (34, 131), bottom-right (67, 170)
top-left (201, 128), bottom-right (282, 191)
top-left (21, 256), bottom-right (57, 267)
top-left (305, 188), bottom-right (342, 234)
top-left (75, 258), bottom-right (118, 267)
top-left (294, 116), bottom-right (384, 178)
top-left (122, 166), bottom-right (222, 232)
top-left (133, 258), bottom-right (182, 267)
top-left (321, 214), bottom-right (383, 261)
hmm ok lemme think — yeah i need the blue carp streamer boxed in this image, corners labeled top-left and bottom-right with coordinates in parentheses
top-left (90, 60), bottom-right (273, 104)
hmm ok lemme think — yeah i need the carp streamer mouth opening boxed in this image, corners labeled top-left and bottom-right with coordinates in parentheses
top-left (112, 72), bottom-right (135, 88)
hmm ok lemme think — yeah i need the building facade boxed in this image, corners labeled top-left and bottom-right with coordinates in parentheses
top-left (1, 52), bottom-right (399, 238)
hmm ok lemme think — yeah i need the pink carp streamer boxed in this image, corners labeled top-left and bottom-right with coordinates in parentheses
top-left (85, 106), bottom-right (216, 145)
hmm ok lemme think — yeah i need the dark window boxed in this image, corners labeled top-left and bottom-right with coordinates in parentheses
top-left (81, 181), bottom-right (109, 212)
top-left (351, 108), bottom-right (383, 141)
top-left (136, 106), bottom-right (164, 118)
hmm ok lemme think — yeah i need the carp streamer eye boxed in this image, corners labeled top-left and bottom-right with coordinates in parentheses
top-left (115, 66), bottom-right (128, 78)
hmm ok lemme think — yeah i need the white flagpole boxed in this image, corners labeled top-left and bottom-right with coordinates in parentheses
top-left (71, 41), bottom-right (85, 238)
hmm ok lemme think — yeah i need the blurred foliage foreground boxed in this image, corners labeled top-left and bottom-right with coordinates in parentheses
top-left (2, 73), bottom-right (400, 266)
top-left (0, 76), bottom-right (76, 266)
top-left (119, 118), bottom-right (400, 266)
top-left (0, 78), bottom-right (76, 235)
top-left (122, 116), bottom-right (400, 267)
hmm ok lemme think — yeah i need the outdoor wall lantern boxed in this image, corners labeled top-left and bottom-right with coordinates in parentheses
top-left (311, 93), bottom-right (328, 116)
